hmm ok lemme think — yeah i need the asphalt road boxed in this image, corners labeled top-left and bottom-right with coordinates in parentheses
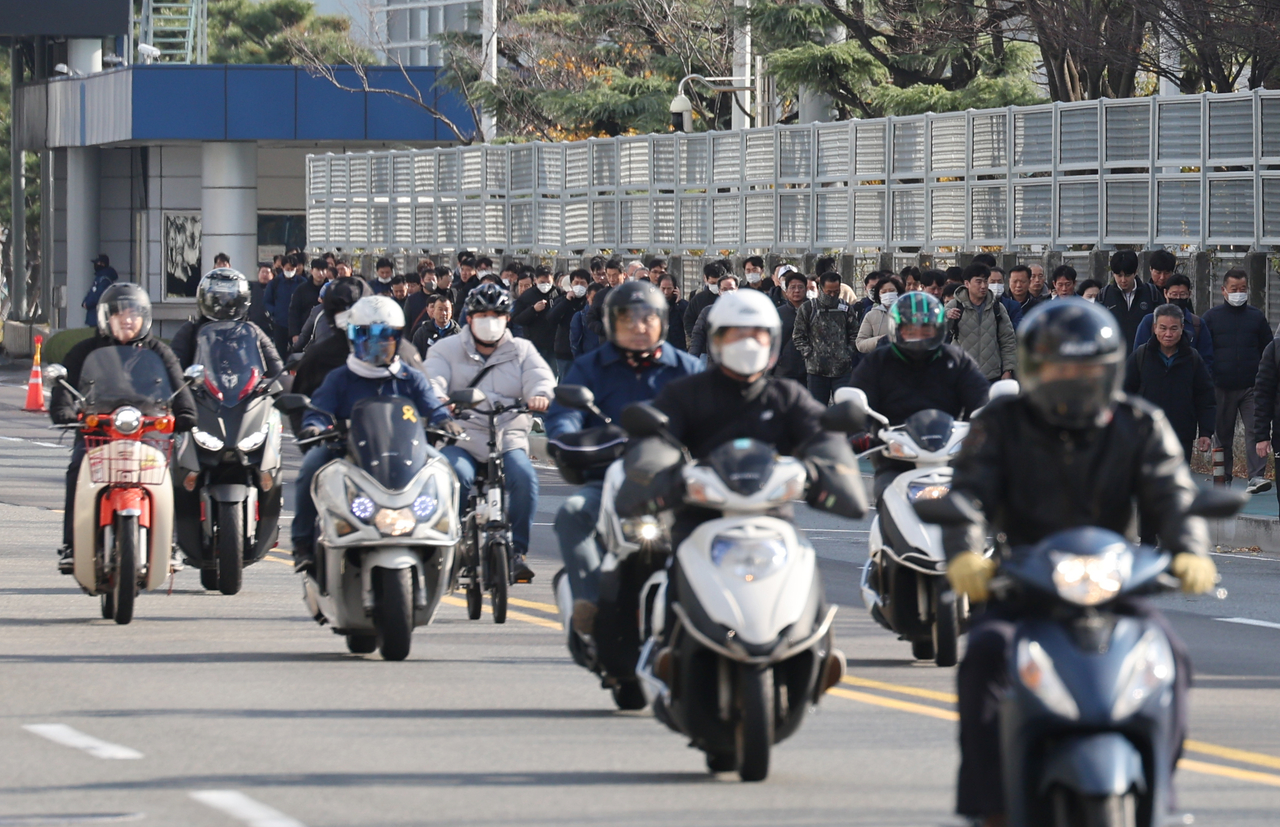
top-left (2, 367), bottom-right (1280, 827)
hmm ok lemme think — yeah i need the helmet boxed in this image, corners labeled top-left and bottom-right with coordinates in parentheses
top-left (706, 290), bottom-right (783, 377)
top-left (888, 292), bottom-right (946, 359)
top-left (1018, 298), bottom-right (1124, 429)
top-left (322, 277), bottom-right (371, 329)
top-left (346, 296), bottom-right (406, 367)
top-left (97, 283), bottom-right (153, 343)
top-left (603, 281), bottom-right (668, 351)
top-left (196, 268), bottom-right (251, 321)
top-left (464, 283), bottom-right (512, 317)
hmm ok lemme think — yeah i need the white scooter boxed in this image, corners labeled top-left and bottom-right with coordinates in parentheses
top-left (836, 381), bottom-right (1015, 667)
top-left (275, 393), bottom-right (461, 661)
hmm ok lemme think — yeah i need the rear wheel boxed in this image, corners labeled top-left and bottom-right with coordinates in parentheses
top-left (200, 567), bottom-right (219, 591)
top-left (488, 540), bottom-right (509, 624)
top-left (215, 502), bottom-right (244, 595)
top-left (736, 665), bottom-right (774, 782)
top-left (100, 592), bottom-right (115, 619)
top-left (372, 567), bottom-right (414, 661)
top-left (465, 581), bottom-right (483, 619)
top-left (706, 752), bottom-right (737, 773)
top-left (911, 638), bottom-right (935, 661)
top-left (112, 515), bottom-right (138, 626)
top-left (932, 580), bottom-right (959, 668)
top-left (345, 634), bottom-right (378, 654)
top-left (1051, 788), bottom-right (1138, 827)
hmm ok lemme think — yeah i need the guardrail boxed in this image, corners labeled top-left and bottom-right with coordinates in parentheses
top-left (305, 89), bottom-right (1280, 254)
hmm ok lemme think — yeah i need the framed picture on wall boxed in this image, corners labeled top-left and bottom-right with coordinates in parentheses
top-left (164, 212), bottom-right (202, 299)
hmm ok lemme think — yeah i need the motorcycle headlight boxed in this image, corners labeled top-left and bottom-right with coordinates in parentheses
top-left (908, 481), bottom-right (950, 501)
top-left (686, 477), bottom-right (727, 505)
top-left (885, 435), bottom-right (918, 459)
top-left (412, 476), bottom-right (440, 521)
top-left (374, 507), bottom-right (416, 536)
top-left (1111, 628), bottom-right (1175, 721)
top-left (621, 516), bottom-right (664, 544)
top-left (113, 406), bottom-right (143, 435)
top-left (710, 534), bottom-right (788, 582)
top-left (1051, 550), bottom-right (1128, 606)
top-left (766, 474), bottom-right (805, 503)
top-left (237, 427), bottom-right (268, 453)
top-left (350, 495), bottom-right (376, 522)
top-left (192, 428), bottom-right (224, 451)
top-left (1017, 638), bottom-right (1080, 720)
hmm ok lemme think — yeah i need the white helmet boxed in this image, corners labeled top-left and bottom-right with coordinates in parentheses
top-left (347, 295), bottom-right (405, 328)
top-left (346, 296), bottom-right (406, 367)
top-left (706, 290), bottom-right (783, 377)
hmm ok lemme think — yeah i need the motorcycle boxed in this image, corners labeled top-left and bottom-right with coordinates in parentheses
top-left (445, 387), bottom-right (532, 625)
top-left (275, 393), bottom-right (461, 661)
top-left (626, 402), bottom-right (860, 781)
top-left (173, 321), bottom-right (285, 595)
top-left (47, 349), bottom-right (197, 624)
top-left (917, 489), bottom-right (1242, 827)
top-left (545, 385), bottom-right (661, 710)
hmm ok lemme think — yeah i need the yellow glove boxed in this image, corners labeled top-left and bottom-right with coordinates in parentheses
top-left (1170, 552), bottom-right (1217, 594)
top-left (946, 551), bottom-right (998, 603)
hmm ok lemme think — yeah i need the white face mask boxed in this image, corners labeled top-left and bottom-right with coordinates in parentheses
top-left (283, 269), bottom-right (296, 278)
top-left (536, 281), bottom-right (553, 294)
top-left (501, 278), bottom-right (512, 288)
top-left (989, 283), bottom-right (1005, 298)
top-left (334, 310), bottom-right (351, 331)
top-left (746, 271), bottom-right (762, 285)
top-left (471, 316), bottom-right (507, 343)
top-left (1227, 292), bottom-right (1248, 307)
top-left (719, 337), bottom-right (771, 376)
top-left (806, 289), bottom-right (819, 300)
top-left (572, 284), bottom-right (587, 298)
top-left (708, 283), bottom-right (720, 295)
top-left (1084, 296), bottom-right (1097, 303)
top-left (879, 291), bottom-right (898, 307)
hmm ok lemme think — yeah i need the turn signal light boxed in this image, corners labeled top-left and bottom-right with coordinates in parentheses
top-left (183, 472), bottom-right (198, 492)
top-left (85, 414), bottom-right (102, 429)
top-left (152, 416), bottom-right (174, 434)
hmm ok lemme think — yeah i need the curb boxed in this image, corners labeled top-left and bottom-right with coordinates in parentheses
top-left (1209, 514), bottom-right (1280, 553)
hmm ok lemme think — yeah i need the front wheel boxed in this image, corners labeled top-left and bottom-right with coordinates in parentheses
top-left (1051, 788), bottom-right (1138, 827)
top-left (215, 501), bottom-right (244, 595)
top-left (932, 580), bottom-right (959, 668)
top-left (488, 540), bottom-right (509, 624)
top-left (199, 567), bottom-right (219, 591)
top-left (736, 665), bottom-right (774, 782)
top-left (911, 638), bottom-right (935, 661)
top-left (372, 567), bottom-right (414, 661)
top-left (111, 515), bottom-right (138, 625)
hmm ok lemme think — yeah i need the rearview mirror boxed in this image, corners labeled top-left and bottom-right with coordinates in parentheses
top-left (184, 364), bottom-right (206, 385)
top-left (44, 364), bottom-right (67, 382)
top-left (449, 387), bottom-right (487, 410)
top-left (620, 402), bottom-right (669, 439)
top-left (554, 384), bottom-right (596, 411)
top-left (273, 393), bottom-right (311, 414)
top-left (1186, 487), bottom-right (1247, 520)
top-left (819, 400), bottom-right (867, 434)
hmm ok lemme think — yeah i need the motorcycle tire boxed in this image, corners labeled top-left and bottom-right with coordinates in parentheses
top-left (200, 567), bottom-right (219, 591)
top-left (932, 580), bottom-right (959, 668)
top-left (611, 679), bottom-right (647, 711)
top-left (706, 752), bottom-right (737, 773)
top-left (465, 581), bottom-right (483, 620)
top-left (216, 501), bottom-right (244, 596)
top-left (372, 567), bottom-right (414, 661)
top-left (488, 540), bottom-right (509, 625)
top-left (112, 515), bottom-right (138, 626)
top-left (100, 592), bottom-right (115, 620)
top-left (911, 638), bottom-right (935, 661)
top-left (1052, 788), bottom-right (1137, 827)
top-left (736, 664), bottom-right (774, 782)
top-left (346, 634), bottom-right (378, 654)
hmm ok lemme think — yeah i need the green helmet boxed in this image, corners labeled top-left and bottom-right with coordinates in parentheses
top-left (888, 292), bottom-right (946, 359)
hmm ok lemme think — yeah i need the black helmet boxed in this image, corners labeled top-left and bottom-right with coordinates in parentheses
top-left (1018, 298), bottom-right (1123, 429)
top-left (322, 277), bottom-right (371, 327)
top-left (603, 281), bottom-right (668, 352)
top-left (196, 268), bottom-right (251, 321)
top-left (464, 282), bottom-right (512, 316)
top-left (97, 282), bottom-right (153, 343)
top-left (888, 292), bottom-right (945, 359)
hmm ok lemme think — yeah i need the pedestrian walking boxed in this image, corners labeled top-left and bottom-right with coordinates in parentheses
top-left (794, 270), bottom-right (860, 403)
top-left (943, 263), bottom-right (1016, 382)
top-left (1099, 250), bottom-right (1159, 357)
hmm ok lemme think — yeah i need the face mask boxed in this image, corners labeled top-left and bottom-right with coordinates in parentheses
top-left (423, 281), bottom-right (437, 291)
top-left (746, 271), bottom-right (762, 285)
top-left (536, 282), bottom-right (553, 294)
top-left (1084, 296), bottom-right (1097, 303)
top-left (708, 283), bottom-right (720, 295)
top-left (989, 283), bottom-right (1005, 298)
top-left (879, 291), bottom-right (898, 307)
top-left (378, 275), bottom-right (391, 284)
top-left (334, 310), bottom-right (351, 331)
top-left (572, 284), bottom-right (587, 298)
top-left (719, 337), bottom-right (771, 376)
top-left (1227, 292), bottom-right (1248, 307)
top-left (501, 278), bottom-right (512, 288)
top-left (471, 316), bottom-right (507, 343)
top-left (283, 269), bottom-right (296, 278)
top-left (806, 289), bottom-right (819, 300)
top-left (1172, 298), bottom-right (1193, 313)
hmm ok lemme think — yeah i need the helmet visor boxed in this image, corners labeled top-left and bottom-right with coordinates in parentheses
top-left (348, 323), bottom-right (401, 367)
top-left (100, 297), bottom-right (153, 343)
top-left (889, 292), bottom-right (945, 353)
top-left (608, 307), bottom-right (665, 351)
top-left (1023, 362), bottom-right (1120, 428)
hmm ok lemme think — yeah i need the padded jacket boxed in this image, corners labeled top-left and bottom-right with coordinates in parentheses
top-left (1123, 340), bottom-right (1215, 449)
top-left (1201, 302), bottom-right (1272, 390)
top-left (944, 286), bottom-right (1017, 380)
top-left (51, 334), bottom-right (197, 431)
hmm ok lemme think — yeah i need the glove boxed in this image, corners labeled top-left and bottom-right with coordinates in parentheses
top-left (298, 425), bottom-right (323, 441)
top-left (1170, 552), bottom-right (1217, 594)
top-left (946, 551), bottom-right (998, 603)
top-left (440, 420), bottom-right (465, 438)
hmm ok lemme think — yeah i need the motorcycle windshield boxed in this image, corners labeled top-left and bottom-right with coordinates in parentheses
top-left (703, 438), bottom-right (776, 496)
top-left (346, 396), bottom-right (430, 491)
top-left (903, 409), bottom-right (955, 453)
top-left (195, 321), bottom-right (265, 405)
top-left (78, 346), bottom-right (173, 416)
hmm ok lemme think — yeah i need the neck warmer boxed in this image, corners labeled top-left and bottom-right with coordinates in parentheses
top-left (346, 354), bottom-right (404, 380)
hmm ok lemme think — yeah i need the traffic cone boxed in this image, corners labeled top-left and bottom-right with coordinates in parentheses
top-left (23, 334), bottom-right (46, 412)
top-left (1211, 443), bottom-right (1226, 486)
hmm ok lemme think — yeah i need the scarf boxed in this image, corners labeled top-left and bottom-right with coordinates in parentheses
top-left (346, 354), bottom-right (404, 380)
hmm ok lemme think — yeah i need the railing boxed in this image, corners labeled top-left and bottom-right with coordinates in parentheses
top-left (305, 90), bottom-right (1280, 255)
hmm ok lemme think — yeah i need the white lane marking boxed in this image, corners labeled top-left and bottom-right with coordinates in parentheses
top-left (804, 529), bottom-right (870, 534)
top-left (23, 724), bottom-right (143, 759)
top-left (190, 791), bottom-right (307, 827)
top-left (0, 434), bottom-right (67, 449)
top-left (1215, 617), bottom-right (1280, 631)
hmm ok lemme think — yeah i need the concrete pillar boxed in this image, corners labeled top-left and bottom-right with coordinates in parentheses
top-left (1192, 252), bottom-right (1213, 314)
top-left (10, 47), bottom-right (25, 321)
top-left (66, 147), bottom-right (100, 323)
top-left (1089, 249), bottom-right (1111, 284)
top-left (67, 39), bottom-right (103, 74)
top-left (201, 142), bottom-right (258, 278)
top-left (1243, 251), bottom-right (1268, 310)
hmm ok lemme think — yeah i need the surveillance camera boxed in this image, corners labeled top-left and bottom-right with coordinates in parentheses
top-left (137, 43), bottom-right (161, 63)
top-left (669, 94), bottom-right (693, 133)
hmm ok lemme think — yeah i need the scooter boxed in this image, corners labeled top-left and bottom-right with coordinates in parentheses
top-left (917, 489), bottom-right (1242, 827)
top-left (275, 392), bottom-right (460, 661)
top-left (174, 320), bottom-right (285, 595)
top-left (627, 402), bottom-right (859, 781)
top-left (47, 350), bottom-right (199, 624)
top-left (545, 385), bottom-right (662, 710)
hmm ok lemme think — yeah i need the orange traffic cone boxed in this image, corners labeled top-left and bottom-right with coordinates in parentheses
top-left (23, 334), bottom-right (46, 412)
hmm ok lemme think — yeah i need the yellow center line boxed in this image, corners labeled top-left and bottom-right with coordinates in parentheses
top-left (1185, 740), bottom-right (1280, 771)
top-left (1177, 758), bottom-right (1280, 788)
top-left (828, 686), bottom-right (959, 721)
top-left (841, 675), bottom-right (959, 704)
top-left (506, 595), bottom-right (561, 615)
top-left (440, 594), bottom-right (562, 630)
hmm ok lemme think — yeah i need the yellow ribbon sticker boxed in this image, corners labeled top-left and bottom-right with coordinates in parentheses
top-left (402, 405), bottom-right (418, 423)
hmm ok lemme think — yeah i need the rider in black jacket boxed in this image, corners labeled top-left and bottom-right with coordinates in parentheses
top-left (52, 284), bottom-right (198, 570)
top-left (169, 269), bottom-right (283, 375)
top-left (943, 299), bottom-right (1218, 826)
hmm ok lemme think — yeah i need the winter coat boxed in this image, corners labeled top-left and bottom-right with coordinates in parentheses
top-left (1133, 308), bottom-right (1214, 376)
top-left (1252, 338), bottom-right (1280, 443)
top-left (997, 294), bottom-right (1024, 328)
top-left (51, 334), bottom-right (197, 431)
top-left (169, 317), bottom-right (283, 376)
top-left (683, 287), bottom-right (717, 348)
top-left (411, 319), bottom-right (461, 356)
top-left (856, 305), bottom-right (892, 354)
top-left (262, 273), bottom-right (303, 336)
top-left (424, 328), bottom-right (555, 461)
top-left (82, 265), bottom-right (119, 327)
top-left (303, 362), bottom-right (451, 432)
top-left (794, 293), bottom-right (860, 377)
top-left (849, 343), bottom-right (989, 426)
top-left (944, 286), bottom-right (1017, 381)
top-left (689, 305), bottom-right (714, 357)
top-left (1123, 340), bottom-right (1215, 450)
top-left (248, 282), bottom-right (272, 333)
top-left (287, 278), bottom-right (324, 338)
top-left (1202, 302), bottom-right (1273, 390)
top-left (774, 302), bottom-right (807, 382)
top-left (546, 294), bottom-right (586, 359)
top-left (1100, 281), bottom-right (1160, 357)
top-left (512, 286), bottom-right (563, 355)
top-left (570, 308), bottom-right (601, 357)
top-left (665, 297), bottom-right (690, 352)
top-left (545, 342), bottom-right (702, 437)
